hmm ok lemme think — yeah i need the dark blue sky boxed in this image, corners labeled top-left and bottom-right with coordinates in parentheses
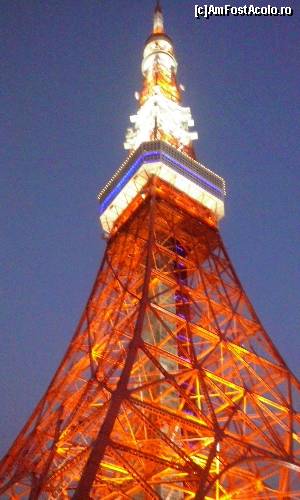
top-left (1, 0), bottom-right (299, 456)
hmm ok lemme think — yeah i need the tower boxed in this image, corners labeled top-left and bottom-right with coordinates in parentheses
top-left (1, 3), bottom-right (300, 499)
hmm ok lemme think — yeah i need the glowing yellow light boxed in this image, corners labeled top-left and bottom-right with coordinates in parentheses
top-left (190, 454), bottom-right (208, 468)
top-left (56, 446), bottom-right (68, 456)
top-left (91, 344), bottom-right (102, 361)
top-left (101, 462), bottom-right (129, 475)
top-left (256, 479), bottom-right (264, 492)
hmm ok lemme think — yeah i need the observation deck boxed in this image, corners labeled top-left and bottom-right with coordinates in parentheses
top-left (98, 141), bottom-right (225, 234)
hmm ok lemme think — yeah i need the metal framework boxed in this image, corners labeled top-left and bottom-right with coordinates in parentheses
top-left (0, 179), bottom-right (299, 498)
top-left (1, 3), bottom-right (299, 498)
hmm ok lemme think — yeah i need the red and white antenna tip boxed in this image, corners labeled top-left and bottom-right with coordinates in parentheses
top-left (155, 0), bottom-right (162, 13)
top-left (153, 1), bottom-right (164, 34)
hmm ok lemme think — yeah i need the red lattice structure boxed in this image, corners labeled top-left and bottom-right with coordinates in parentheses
top-left (0, 179), bottom-right (299, 498)
top-left (1, 3), bottom-right (299, 499)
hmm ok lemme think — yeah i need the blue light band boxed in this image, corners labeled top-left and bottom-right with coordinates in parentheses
top-left (99, 149), bottom-right (223, 216)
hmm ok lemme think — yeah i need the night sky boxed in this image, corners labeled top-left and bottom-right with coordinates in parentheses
top-left (1, 0), bottom-right (299, 457)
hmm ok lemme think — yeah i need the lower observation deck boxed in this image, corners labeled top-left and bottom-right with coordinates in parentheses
top-left (98, 141), bottom-right (226, 234)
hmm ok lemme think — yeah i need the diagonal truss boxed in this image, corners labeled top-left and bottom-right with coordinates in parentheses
top-left (0, 179), bottom-right (299, 499)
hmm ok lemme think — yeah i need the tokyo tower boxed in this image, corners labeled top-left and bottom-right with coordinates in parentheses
top-left (1, 3), bottom-right (300, 499)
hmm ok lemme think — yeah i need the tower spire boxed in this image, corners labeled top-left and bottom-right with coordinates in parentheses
top-left (125, 4), bottom-right (198, 158)
top-left (153, 0), bottom-right (164, 34)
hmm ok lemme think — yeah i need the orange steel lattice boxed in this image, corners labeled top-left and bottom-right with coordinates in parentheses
top-left (1, 179), bottom-right (300, 499)
top-left (1, 3), bottom-right (300, 498)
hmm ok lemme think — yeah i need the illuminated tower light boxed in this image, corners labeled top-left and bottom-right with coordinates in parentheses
top-left (125, 0), bottom-right (197, 155)
top-left (99, 141), bottom-right (225, 234)
top-left (1, 3), bottom-right (299, 500)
